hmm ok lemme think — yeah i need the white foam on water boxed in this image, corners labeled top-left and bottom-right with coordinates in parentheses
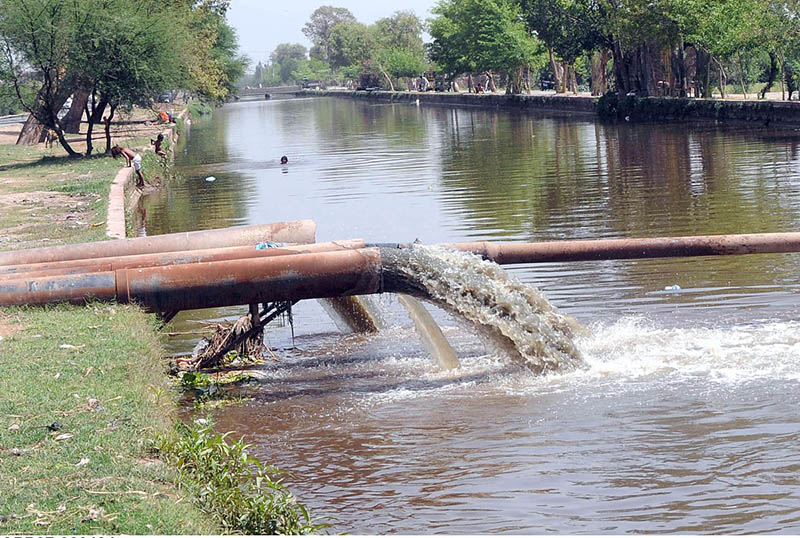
top-left (570, 316), bottom-right (800, 386)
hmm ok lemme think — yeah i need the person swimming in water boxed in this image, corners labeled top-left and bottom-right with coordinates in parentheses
top-left (280, 155), bottom-right (288, 164)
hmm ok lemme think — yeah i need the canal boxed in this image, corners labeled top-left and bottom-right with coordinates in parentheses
top-left (143, 96), bottom-right (800, 533)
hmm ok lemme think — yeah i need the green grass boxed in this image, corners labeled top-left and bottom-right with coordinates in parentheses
top-left (0, 146), bottom-right (116, 250)
top-left (0, 304), bottom-right (217, 535)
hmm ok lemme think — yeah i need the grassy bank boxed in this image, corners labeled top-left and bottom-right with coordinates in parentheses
top-left (0, 147), bottom-right (116, 251)
top-left (0, 121), bottom-right (324, 534)
top-left (0, 304), bottom-right (217, 534)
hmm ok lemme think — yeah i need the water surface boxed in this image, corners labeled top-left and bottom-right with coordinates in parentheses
top-left (144, 97), bottom-right (800, 533)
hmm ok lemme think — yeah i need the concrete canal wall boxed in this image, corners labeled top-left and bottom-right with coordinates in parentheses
top-left (309, 89), bottom-right (597, 115)
top-left (306, 89), bottom-right (800, 126)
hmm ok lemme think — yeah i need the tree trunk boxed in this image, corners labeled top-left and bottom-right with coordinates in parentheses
top-left (16, 86), bottom-right (69, 146)
top-left (591, 50), bottom-right (609, 96)
top-left (714, 57), bottom-right (727, 98)
top-left (85, 115), bottom-right (94, 157)
top-left (694, 48), bottom-right (711, 98)
top-left (467, 74), bottom-right (473, 93)
top-left (486, 71), bottom-right (497, 92)
top-left (62, 89), bottom-right (89, 134)
top-left (761, 51), bottom-right (778, 99)
top-left (779, 53), bottom-right (786, 100)
top-left (377, 66), bottom-right (394, 92)
top-left (16, 114), bottom-right (46, 146)
top-left (104, 104), bottom-right (116, 153)
top-left (525, 65), bottom-right (531, 94)
top-left (736, 52), bottom-right (748, 99)
top-left (90, 95), bottom-right (108, 125)
top-left (549, 48), bottom-right (563, 93)
top-left (569, 64), bottom-right (578, 94)
top-left (611, 40), bottom-right (634, 95)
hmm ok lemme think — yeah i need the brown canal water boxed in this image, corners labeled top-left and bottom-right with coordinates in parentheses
top-left (142, 97), bottom-right (800, 534)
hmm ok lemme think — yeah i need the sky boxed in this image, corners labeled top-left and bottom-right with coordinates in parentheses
top-left (227, 0), bottom-right (439, 68)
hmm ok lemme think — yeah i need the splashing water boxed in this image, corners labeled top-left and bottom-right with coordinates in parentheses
top-left (382, 245), bottom-right (586, 374)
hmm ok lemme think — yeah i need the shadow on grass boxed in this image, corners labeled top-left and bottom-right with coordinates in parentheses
top-left (0, 151), bottom-right (111, 173)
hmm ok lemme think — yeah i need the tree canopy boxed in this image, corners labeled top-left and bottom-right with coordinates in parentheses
top-left (0, 0), bottom-right (246, 155)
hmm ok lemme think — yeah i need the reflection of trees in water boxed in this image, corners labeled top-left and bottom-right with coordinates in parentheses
top-left (436, 110), bottom-right (607, 240)
top-left (142, 112), bottom-right (253, 235)
top-left (308, 99), bottom-right (430, 154)
top-left (436, 108), bottom-right (800, 242)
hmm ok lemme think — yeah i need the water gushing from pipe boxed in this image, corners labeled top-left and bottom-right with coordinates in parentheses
top-left (382, 245), bottom-right (585, 374)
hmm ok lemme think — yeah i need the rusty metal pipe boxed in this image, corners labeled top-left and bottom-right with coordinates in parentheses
top-left (0, 239), bottom-right (366, 280)
top-left (0, 248), bottom-right (383, 311)
top-left (0, 219), bottom-right (316, 267)
top-left (442, 232), bottom-right (800, 264)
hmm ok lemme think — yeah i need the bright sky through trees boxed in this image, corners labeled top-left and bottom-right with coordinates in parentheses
top-left (228, 0), bottom-right (437, 66)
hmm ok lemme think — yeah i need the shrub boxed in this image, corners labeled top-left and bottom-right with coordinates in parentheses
top-left (154, 420), bottom-right (328, 535)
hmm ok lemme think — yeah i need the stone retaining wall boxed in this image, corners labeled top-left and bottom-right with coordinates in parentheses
top-left (305, 89), bottom-right (800, 126)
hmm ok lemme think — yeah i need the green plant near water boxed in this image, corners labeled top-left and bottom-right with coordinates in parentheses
top-left (154, 420), bottom-right (328, 535)
top-left (187, 100), bottom-right (213, 117)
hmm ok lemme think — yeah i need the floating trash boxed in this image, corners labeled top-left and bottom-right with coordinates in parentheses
top-left (204, 176), bottom-right (216, 182)
top-left (664, 284), bottom-right (681, 291)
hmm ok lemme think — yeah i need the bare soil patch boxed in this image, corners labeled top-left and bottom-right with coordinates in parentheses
top-left (0, 126), bottom-right (24, 145)
top-left (0, 312), bottom-right (22, 339)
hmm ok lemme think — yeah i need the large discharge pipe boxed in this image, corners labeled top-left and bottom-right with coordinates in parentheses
top-left (445, 232), bottom-right (800, 264)
top-left (0, 240), bottom-right (366, 280)
top-left (0, 248), bottom-right (383, 311)
top-left (2, 232), bottom-right (800, 311)
top-left (0, 219), bottom-right (316, 267)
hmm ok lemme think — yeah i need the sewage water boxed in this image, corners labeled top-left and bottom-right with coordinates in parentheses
top-left (143, 97), bottom-right (800, 533)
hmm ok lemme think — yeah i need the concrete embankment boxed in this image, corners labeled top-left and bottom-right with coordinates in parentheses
top-left (306, 89), bottom-right (800, 127)
top-left (309, 89), bottom-right (597, 115)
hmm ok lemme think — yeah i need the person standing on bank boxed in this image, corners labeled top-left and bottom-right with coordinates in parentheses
top-left (111, 145), bottom-right (145, 188)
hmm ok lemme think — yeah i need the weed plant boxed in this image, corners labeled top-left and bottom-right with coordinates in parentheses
top-left (187, 100), bottom-right (213, 117)
top-left (154, 420), bottom-right (328, 535)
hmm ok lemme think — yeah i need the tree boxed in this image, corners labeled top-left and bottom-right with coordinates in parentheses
top-left (0, 0), bottom-right (89, 153)
top-left (373, 11), bottom-right (425, 55)
top-left (1, 0), bottom-right (245, 157)
top-left (328, 21), bottom-right (375, 70)
top-left (177, 0), bottom-right (248, 103)
top-left (270, 43), bottom-right (308, 83)
top-left (520, 0), bottom-right (607, 92)
top-left (302, 5), bottom-right (356, 62)
top-left (73, 0), bottom-right (185, 154)
top-left (429, 0), bottom-right (545, 93)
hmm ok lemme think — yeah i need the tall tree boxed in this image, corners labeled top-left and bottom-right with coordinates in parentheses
top-left (0, 0), bottom-right (87, 153)
top-left (521, 0), bottom-right (607, 92)
top-left (302, 5), bottom-right (356, 62)
top-left (270, 43), bottom-right (308, 83)
top-left (73, 0), bottom-right (184, 154)
top-left (327, 21), bottom-right (374, 70)
top-left (429, 0), bottom-right (545, 93)
top-left (373, 11), bottom-right (425, 55)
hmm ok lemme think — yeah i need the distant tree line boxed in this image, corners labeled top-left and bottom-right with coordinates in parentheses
top-left (0, 0), bottom-right (248, 156)
top-left (246, 6), bottom-right (429, 91)
top-left (432, 0), bottom-right (800, 98)
top-left (249, 0), bottom-right (800, 100)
